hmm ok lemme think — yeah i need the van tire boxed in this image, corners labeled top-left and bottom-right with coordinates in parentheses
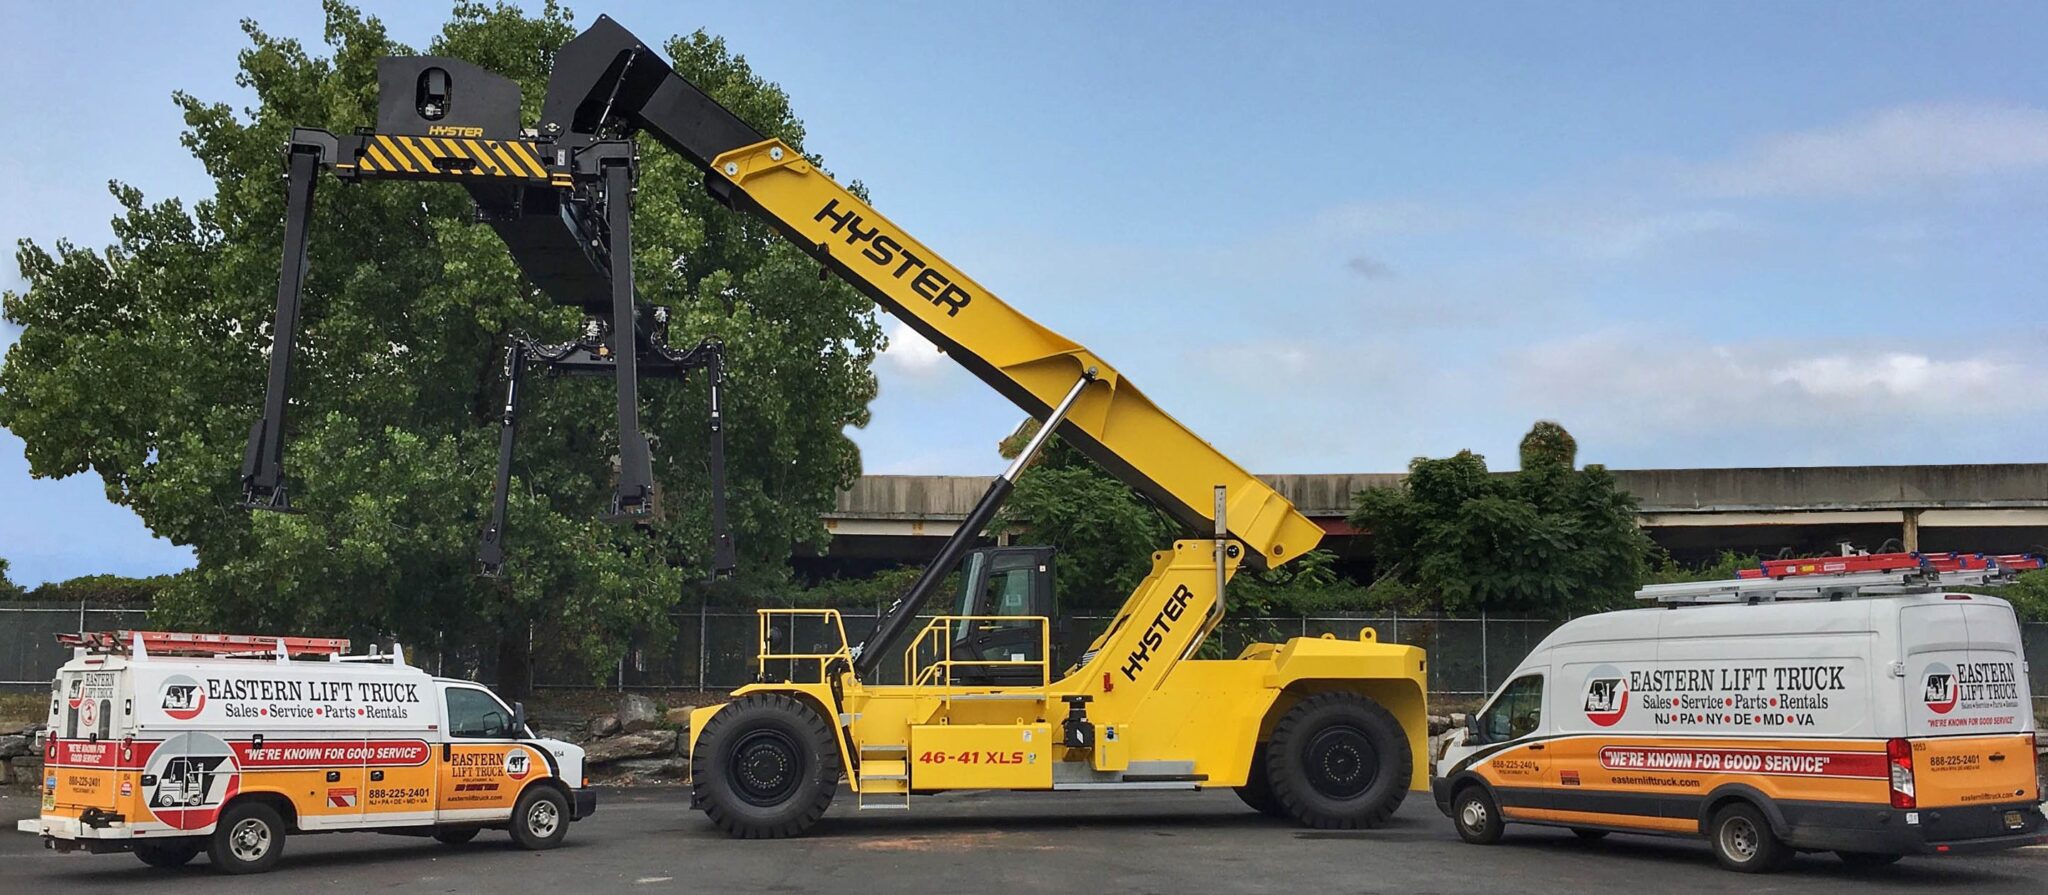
top-left (433, 828), bottom-right (480, 845)
top-left (1835, 850), bottom-right (1903, 868)
top-left (207, 801), bottom-right (286, 874)
top-left (508, 785), bottom-right (570, 850)
top-left (1708, 803), bottom-right (1790, 873)
top-left (1451, 785), bottom-right (1505, 844)
top-left (1233, 744), bottom-right (1287, 818)
top-left (133, 840), bottom-right (202, 868)
top-left (690, 693), bottom-right (842, 839)
top-left (1265, 692), bottom-right (1410, 829)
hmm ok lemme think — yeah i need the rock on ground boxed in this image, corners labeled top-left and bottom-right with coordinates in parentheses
top-left (617, 693), bottom-right (661, 733)
top-left (584, 729), bottom-right (678, 765)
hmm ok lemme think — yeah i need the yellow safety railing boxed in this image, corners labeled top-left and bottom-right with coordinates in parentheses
top-left (756, 608), bottom-right (853, 683)
top-left (902, 615), bottom-right (1052, 693)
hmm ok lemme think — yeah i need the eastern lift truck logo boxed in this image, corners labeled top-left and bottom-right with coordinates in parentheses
top-left (1921, 660), bottom-right (2019, 718)
top-left (160, 674), bottom-right (206, 721)
top-left (1583, 665), bottom-right (1629, 727)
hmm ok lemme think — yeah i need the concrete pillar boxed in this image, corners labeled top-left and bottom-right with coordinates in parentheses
top-left (1902, 509), bottom-right (1921, 552)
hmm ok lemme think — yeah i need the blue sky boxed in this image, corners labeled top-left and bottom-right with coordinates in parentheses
top-left (3, 2), bottom-right (2045, 585)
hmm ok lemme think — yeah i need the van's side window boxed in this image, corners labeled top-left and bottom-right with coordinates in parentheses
top-left (1477, 675), bottom-right (1543, 743)
top-left (446, 687), bottom-right (513, 739)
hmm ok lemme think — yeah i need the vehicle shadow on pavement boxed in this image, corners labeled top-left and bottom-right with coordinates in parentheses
top-left (29, 837), bottom-right (589, 882)
top-left (1490, 830), bottom-right (2022, 884)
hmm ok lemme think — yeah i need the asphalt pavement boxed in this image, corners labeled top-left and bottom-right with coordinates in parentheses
top-left (4, 785), bottom-right (2042, 894)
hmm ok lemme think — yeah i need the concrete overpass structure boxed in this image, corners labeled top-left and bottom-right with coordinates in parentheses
top-left (804, 464), bottom-right (2048, 578)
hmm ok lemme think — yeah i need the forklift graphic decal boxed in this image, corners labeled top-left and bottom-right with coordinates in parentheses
top-left (142, 731), bottom-right (241, 830)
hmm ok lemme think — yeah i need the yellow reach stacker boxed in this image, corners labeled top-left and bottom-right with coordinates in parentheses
top-left (239, 14), bottom-right (1431, 839)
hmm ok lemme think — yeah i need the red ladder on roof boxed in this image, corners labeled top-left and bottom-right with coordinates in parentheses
top-left (1737, 552), bottom-right (2044, 579)
top-left (57, 630), bottom-right (351, 656)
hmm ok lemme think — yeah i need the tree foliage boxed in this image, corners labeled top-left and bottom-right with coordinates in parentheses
top-left (0, 3), bottom-right (880, 683)
top-left (11, 574), bottom-right (176, 606)
top-left (992, 430), bottom-right (1179, 612)
top-left (1349, 422), bottom-right (1655, 617)
top-left (0, 559), bottom-right (22, 600)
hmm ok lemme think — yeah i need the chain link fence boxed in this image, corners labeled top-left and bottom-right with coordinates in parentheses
top-left (6, 604), bottom-right (2045, 718)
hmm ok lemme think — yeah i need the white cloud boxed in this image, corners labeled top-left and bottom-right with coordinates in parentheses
top-left (1684, 101), bottom-right (2048, 198)
top-left (877, 319), bottom-right (946, 378)
top-left (1508, 326), bottom-right (2047, 456)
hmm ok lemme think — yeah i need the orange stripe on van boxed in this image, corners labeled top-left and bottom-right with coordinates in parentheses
top-left (1502, 807), bottom-right (1698, 834)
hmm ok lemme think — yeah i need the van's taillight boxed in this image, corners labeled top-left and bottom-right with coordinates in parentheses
top-left (1886, 737), bottom-right (1916, 809)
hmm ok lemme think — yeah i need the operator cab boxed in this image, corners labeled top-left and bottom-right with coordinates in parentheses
top-left (946, 546), bottom-right (1057, 685)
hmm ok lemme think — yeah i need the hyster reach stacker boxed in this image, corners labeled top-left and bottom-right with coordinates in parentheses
top-left (239, 15), bottom-right (1430, 839)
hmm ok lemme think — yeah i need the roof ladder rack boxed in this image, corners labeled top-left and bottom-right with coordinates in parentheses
top-left (1636, 567), bottom-right (2021, 605)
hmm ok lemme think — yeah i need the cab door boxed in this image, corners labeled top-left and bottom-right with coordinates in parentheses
top-left (435, 684), bottom-right (526, 822)
top-left (949, 547), bottom-right (1055, 685)
top-left (1470, 673), bottom-right (1550, 809)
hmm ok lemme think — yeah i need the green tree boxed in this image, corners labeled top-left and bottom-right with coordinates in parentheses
top-left (0, 558), bottom-right (22, 600)
top-left (1349, 422), bottom-right (1655, 617)
top-left (26, 574), bottom-right (177, 606)
top-left (992, 422), bottom-right (1177, 611)
top-left (1978, 568), bottom-right (2048, 623)
top-left (0, 3), bottom-right (879, 688)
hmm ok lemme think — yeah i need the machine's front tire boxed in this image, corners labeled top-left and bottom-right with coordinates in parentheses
top-left (133, 840), bottom-right (202, 868)
top-left (1233, 743), bottom-right (1288, 818)
top-left (690, 693), bottom-right (842, 839)
top-left (1265, 691), bottom-right (1411, 829)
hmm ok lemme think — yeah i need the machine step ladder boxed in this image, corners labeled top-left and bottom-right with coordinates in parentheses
top-left (855, 743), bottom-right (911, 810)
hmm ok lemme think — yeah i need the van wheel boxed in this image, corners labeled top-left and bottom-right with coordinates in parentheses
top-left (207, 801), bottom-right (286, 874)
top-left (509, 786), bottom-right (570, 850)
top-left (1452, 786), bottom-right (1504, 844)
top-left (1265, 692), bottom-right (1410, 829)
top-left (690, 693), bottom-right (842, 839)
top-left (1836, 850), bottom-right (1903, 867)
top-left (1571, 828), bottom-right (1610, 841)
top-left (433, 828), bottom-right (480, 845)
top-left (1233, 743), bottom-right (1287, 818)
top-left (1709, 803), bottom-right (1790, 873)
top-left (133, 840), bottom-right (202, 868)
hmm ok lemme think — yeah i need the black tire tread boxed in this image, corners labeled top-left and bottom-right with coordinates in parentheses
top-left (1264, 691), bottom-right (1411, 830)
top-left (133, 840), bottom-right (202, 868)
top-left (508, 785), bottom-right (570, 850)
top-left (206, 800), bottom-right (286, 875)
top-left (689, 693), bottom-right (842, 839)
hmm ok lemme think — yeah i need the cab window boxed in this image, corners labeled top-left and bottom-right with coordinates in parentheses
top-left (445, 687), bottom-right (514, 739)
top-left (1475, 674), bottom-right (1544, 744)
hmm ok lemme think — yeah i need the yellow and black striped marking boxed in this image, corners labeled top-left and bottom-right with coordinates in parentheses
top-left (353, 134), bottom-right (569, 185)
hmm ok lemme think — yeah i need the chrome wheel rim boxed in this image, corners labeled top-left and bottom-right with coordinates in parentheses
top-left (528, 800), bottom-right (560, 838)
top-left (229, 818), bottom-right (271, 862)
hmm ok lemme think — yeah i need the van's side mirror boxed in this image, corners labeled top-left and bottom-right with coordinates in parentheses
top-left (512, 701), bottom-right (529, 735)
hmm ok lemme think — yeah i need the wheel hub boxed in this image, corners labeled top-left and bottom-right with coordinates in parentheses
top-left (1304, 725), bottom-right (1377, 799)
top-left (731, 729), bottom-right (804, 807)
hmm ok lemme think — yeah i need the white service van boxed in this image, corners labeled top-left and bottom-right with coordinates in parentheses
top-left (18, 631), bottom-right (595, 874)
top-left (1433, 565), bottom-right (2044, 872)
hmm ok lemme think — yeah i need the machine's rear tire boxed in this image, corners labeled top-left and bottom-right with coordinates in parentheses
top-left (1233, 743), bottom-right (1288, 818)
top-left (133, 840), bottom-right (202, 868)
top-left (690, 693), bottom-right (842, 839)
top-left (1265, 691), bottom-right (1410, 829)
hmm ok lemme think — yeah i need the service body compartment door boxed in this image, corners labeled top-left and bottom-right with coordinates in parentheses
top-left (911, 724), bottom-right (1052, 790)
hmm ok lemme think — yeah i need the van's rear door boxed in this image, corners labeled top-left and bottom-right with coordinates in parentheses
top-left (1899, 600), bottom-right (2037, 809)
top-left (47, 668), bottom-right (125, 815)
